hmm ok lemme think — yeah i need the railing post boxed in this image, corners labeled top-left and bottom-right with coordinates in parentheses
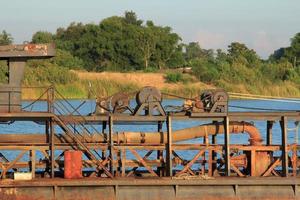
top-left (250, 149), bottom-right (256, 176)
top-left (209, 121), bottom-right (217, 176)
top-left (48, 86), bottom-right (55, 178)
top-left (50, 120), bottom-right (55, 178)
top-left (47, 85), bottom-right (55, 113)
top-left (157, 121), bottom-right (163, 176)
top-left (29, 150), bottom-right (36, 179)
top-left (109, 115), bottom-right (114, 176)
top-left (224, 116), bottom-right (230, 176)
top-left (8, 91), bottom-right (11, 113)
top-left (166, 115), bottom-right (172, 177)
top-left (267, 121), bottom-right (274, 145)
top-left (102, 121), bottom-right (107, 165)
top-left (280, 116), bottom-right (288, 177)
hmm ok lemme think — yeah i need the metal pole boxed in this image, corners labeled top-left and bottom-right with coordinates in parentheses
top-left (266, 121), bottom-right (274, 146)
top-left (49, 86), bottom-right (55, 178)
top-left (102, 121), bottom-right (107, 160)
top-left (30, 150), bottom-right (36, 179)
top-left (157, 121), bottom-right (163, 176)
top-left (224, 116), bottom-right (230, 176)
top-left (50, 120), bottom-right (55, 178)
top-left (281, 116), bottom-right (288, 177)
top-left (109, 115), bottom-right (114, 176)
top-left (295, 121), bottom-right (299, 144)
top-left (209, 133), bottom-right (217, 176)
top-left (166, 115), bottom-right (172, 177)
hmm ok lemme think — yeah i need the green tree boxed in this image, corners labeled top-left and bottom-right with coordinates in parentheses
top-left (54, 11), bottom-right (184, 71)
top-left (0, 30), bottom-right (13, 45)
top-left (290, 33), bottom-right (300, 67)
top-left (269, 33), bottom-right (300, 67)
top-left (137, 21), bottom-right (158, 69)
top-left (32, 31), bottom-right (54, 44)
top-left (50, 49), bottom-right (84, 69)
top-left (185, 42), bottom-right (202, 61)
top-left (151, 26), bottom-right (182, 69)
top-left (99, 15), bottom-right (143, 70)
top-left (227, 42), bottom-right (260, 67)
top-left (124, 11), bottom-right (143, 26)
top-left (184, 42), bottom-right (213, 62)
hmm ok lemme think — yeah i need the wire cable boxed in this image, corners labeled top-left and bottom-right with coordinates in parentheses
top-left (228, 105), bottom-right (299, 112)
top-left (228, 92), bottom-right (300, 101)
top-left (229, 94), bottom-right (300, 104)
top-left (22, 88), bottom-right (49, 110)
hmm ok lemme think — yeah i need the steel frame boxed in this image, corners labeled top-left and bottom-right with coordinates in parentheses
top-left (0, 86), bottom-right (299, 180)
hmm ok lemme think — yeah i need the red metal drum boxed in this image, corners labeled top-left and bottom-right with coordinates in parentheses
top-left (64, 150), bottom-right (83, 179)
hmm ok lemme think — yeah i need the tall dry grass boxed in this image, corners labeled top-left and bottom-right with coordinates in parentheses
top-left (21, 70), bottom-right (300, 100)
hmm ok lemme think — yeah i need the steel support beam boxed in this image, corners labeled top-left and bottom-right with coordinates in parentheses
top-left (109, 116), bottom-right (114, 175)
top-left (50, 120), bottom-right (55, 178)
top-left (224, 116), bottom-right (230, 176)
top-left (157, 121), bottom-right (163, 176)
top-left (267, 121), bottom-right (274, 146)
top-left (281, 116), bottom-right (288, 177)
top-left (166, 116), bottom-right (172, 177)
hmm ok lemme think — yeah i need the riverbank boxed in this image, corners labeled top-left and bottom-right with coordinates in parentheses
top-left (21, 70), bottom-right (300, 100)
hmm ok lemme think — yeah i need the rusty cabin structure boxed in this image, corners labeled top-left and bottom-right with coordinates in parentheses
top-left (0, 44), bottom-right (300, 200)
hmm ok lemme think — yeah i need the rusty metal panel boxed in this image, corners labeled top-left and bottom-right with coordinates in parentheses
top-left (0, 187), bottom-right (54, 200)
top-left (238, 185), bottom-right (295, 200)
top-left (0, 181), bottom-right (299, 200)
top-left (56, 186), bottom-right (115, 200)
top-left (118, 186), bottom-right (175, 200)
top-left (177, 185), bottom-right (235, 200)
top-left (8, 59), bottom-right (26, 86)
top-left (0, 44), bottom-right (55, 59)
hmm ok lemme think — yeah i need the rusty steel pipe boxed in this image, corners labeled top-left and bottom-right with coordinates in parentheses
top-left (0, 121), bottom-right (270, 176)
top-left (0, 122), bottom-right (262, 146)
top-left (115, 121), bottom-right (263, 145)
top-left (115, 121), bottom-right (270, 176)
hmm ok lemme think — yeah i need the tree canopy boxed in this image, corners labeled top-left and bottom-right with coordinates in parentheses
top-left (270, 33), bottom-right (300, 67)
top-left (0, 30), bottom-right (13, 45)
top-left (51, 11), bottom-right (183, 71)
top-left (1, 11), bottom-right (300, 96)
top-left (32, 31), bottom-right (54, 44)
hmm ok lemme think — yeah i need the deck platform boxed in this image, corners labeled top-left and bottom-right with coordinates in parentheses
top-left (0, 177), bottom-right (299, 200)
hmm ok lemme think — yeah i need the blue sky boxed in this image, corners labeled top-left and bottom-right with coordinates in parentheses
top-left (1, 0), bottom-right (299, 58)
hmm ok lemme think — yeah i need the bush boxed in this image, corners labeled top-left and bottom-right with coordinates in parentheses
top-left (51, 49), bottom-right (84, 69)
top-left (24, 61), bottom-right (78, 85)
top-left (0, 61), bottom-right (8, 84)
top-left (165, 72), bottom-right (183, 83)
top-left (191, 59), bottom-right (220, 83)
top-left (143, 67), bottom-right (158, 73)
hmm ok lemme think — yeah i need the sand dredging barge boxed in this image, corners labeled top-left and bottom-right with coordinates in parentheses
top-left (0, 44), bottom-right (300, 200)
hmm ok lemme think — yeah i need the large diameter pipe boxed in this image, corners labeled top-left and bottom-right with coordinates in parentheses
top-left (0, 122), bottom-right (262, 146)
top-left (114, 121), bottom-right (268, 176)
top-left (115, 121), bottom-right (262, 145)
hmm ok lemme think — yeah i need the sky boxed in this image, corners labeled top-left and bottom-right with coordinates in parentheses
top-left (0, 0), bottom-right (299, 58)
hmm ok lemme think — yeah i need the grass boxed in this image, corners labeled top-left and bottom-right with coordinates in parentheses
top-left (22, 79), bottom-right (140, 99)
top-left (216, 79), bottom-right (300, 97)
top-left (21, 70), bottom-right (300, 100)
top-left (83, 79), bottom-right (140, 98)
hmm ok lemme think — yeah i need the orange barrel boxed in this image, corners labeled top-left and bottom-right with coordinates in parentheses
top-left (64, 150), bottom-right (83, 179)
